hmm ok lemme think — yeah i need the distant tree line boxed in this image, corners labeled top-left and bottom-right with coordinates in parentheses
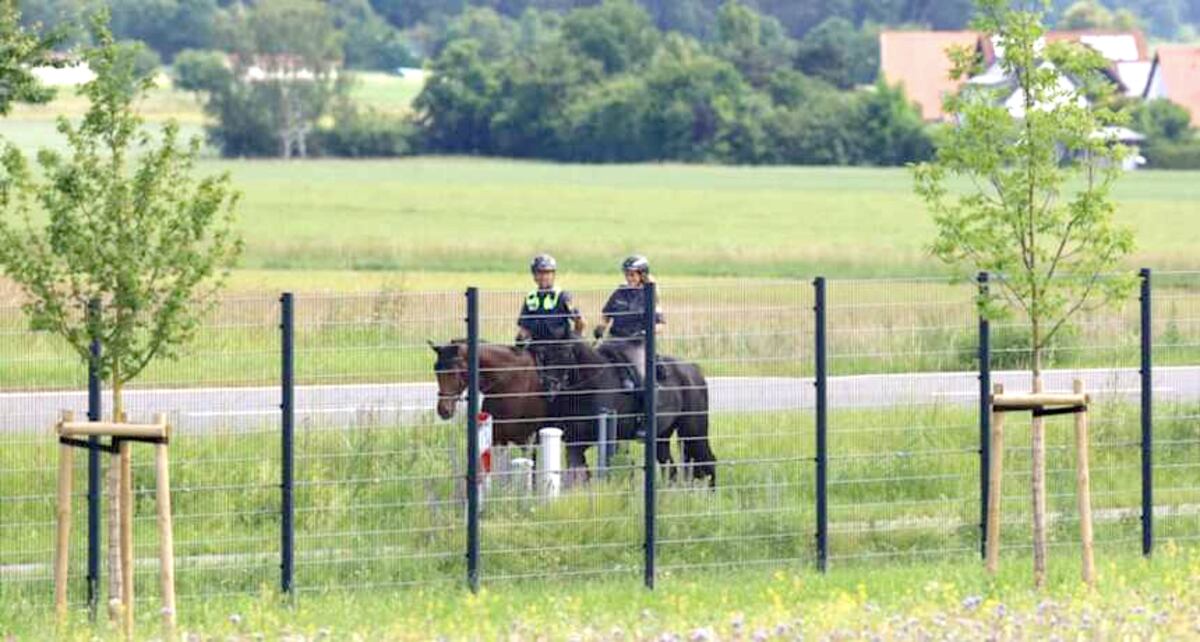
top-left (18, 0), bottom-right (1200, 74)
top-left (16, 0), bottom-right (1197, 164)
top-left (410, 0), bottom-right (932, 164)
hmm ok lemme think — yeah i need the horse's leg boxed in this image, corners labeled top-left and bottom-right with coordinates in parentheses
top-left (565, 443), bottom-right (590, 487)
top-left (678, 411), bottom-right (717, 489)
top-left (668, 365), bottom-right (716, 489)
top-left (656, 428), bottom-right (676, 484)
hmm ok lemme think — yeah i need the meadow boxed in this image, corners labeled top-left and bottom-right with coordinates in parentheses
top-left (57, 159), bottom-right (1200, 281)
top-left (3, 546), bottom-right (1198, 640)
top-left (1, 72), bottom-right (1198, 289)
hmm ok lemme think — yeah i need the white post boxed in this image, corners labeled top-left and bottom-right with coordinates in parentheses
top-left (538, 427), bottom-right (563, 499)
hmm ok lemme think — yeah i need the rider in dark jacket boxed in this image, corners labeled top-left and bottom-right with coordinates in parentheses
top-left (593, 255), bottom-right (663, 389)
top-left (517, 254), bottom-right (585, 395)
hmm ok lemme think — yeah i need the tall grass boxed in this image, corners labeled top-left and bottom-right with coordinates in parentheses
top-left (4, 401), bottom-right (1197, 605)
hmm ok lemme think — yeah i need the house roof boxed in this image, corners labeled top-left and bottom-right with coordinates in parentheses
top-left (1048, 30), bottom-right (1148, 61)
top-left (978, 30), bottom-right (1147, 63)
top-left (879, 30), bottom-right (981, 121)
top-left (1115, 61), bottom-right (1152, 97)
top-left (1144, 46), bottom-right (1200, 125)
top-left (882, 29), bottom-right (1150, 121)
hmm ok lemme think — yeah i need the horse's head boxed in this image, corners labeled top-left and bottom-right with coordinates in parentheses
top-left (429, 340), bottom-right (467, 420)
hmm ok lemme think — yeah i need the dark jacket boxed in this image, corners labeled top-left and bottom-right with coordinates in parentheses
top-left (602, 286), bottom-right (663, 337)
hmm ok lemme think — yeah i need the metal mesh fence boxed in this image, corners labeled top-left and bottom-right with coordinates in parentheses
top-left (1, 273), bottom-right (1197, 606)
top-left (825, 278), bottom-right (980, 564)
top-left (988, 275), bottom-right (1143, 560)
top-left (473, 286), bottom-right (643, 583)
top-left (1152, 272), bottom-right (1200, 546)
top-left (118, 297), bottom-right (281, 602)
top-left (0, 303), bottom-right (89, 604)
top-left (0, 297), bottom-right (281, 606)
top-left (292, 291), bottom-right (465, 592)
top-left (654, 282), bottom-right (813, 575)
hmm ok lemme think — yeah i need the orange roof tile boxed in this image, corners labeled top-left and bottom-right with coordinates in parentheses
top-left (879, 31), bottom-right (982, 121)
top-left (1147, 46), bottom-right (1200, 125)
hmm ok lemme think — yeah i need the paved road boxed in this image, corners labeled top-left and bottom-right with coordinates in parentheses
top-left (1, 366), bottom-right (1195, 434)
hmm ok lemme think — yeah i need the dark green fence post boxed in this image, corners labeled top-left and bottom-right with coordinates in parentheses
top-left (814, 277), bottom-right (828, 573)
top-left (466, 287), bottom-right (481, 592)
top-left (87, 298), bottom-right (102, 619)
top-left (280, 292), bottom-right (295, 593)
top-left (643, 282), bottom-right (658, 589)
top-left (1139, 268), bottom-right (1153, 557)
top-left (977, 272), bottom-right (991, 560)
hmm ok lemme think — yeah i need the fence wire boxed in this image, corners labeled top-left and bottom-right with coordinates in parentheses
top-left (1152, 272), bottom-right (1200, 546)
top-left (473, 286), bottom-right (643, 582)
top-left (0, 302), bottom-right (89, 604)
top-left (654, 282), bottom-right (812, 575)
top-left (987, 275), bottom-right (1144, 560)
top-left (293, 291), bottom-right (465, 592)
top-left (826, 278), bottom-right (980, 563)
top-left (117, 297), bottom-right (280, 602)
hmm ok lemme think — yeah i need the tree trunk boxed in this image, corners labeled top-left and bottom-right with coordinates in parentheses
top-left (1031, 327), bottom-right (1047, 589)
top-left (106, 372), bottom-right (124, 621)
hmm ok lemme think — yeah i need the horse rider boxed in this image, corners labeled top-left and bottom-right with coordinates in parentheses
top-left (593, 255), bottom-right (663, 389)
top-left (516, 254), bottom-right (585, 397)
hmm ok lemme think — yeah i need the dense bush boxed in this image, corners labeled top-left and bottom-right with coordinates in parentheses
top-left (1143, 142), bottom-right (1200, 169)
top-left (409, 0), bottom-right (934, 166)
top-left (314, 106), bottom-right (414, 157)
top-left (1128, 98), bottom-right (1200, 170)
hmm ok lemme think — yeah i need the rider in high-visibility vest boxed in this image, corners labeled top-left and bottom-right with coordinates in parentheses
top-left (516, 254), bottom-right (585, 396)
top-left (594, 255), bottom-right (663, 389)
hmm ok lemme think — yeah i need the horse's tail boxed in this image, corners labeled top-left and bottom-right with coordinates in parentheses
top-left (677, 364), bottom-right (717, 487)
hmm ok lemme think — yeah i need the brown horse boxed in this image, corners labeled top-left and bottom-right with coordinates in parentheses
top-left (430, 339), bottom-right (717, 486)
top-left (430, 340), bottom-right (550, 446)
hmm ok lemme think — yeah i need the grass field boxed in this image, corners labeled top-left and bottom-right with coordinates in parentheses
top-left (0, 152), bottom-right (1192, 284)
top-left (1, 70), bottom-right (1199, 286)
top-left (3, 540), bottom-right (1199, 640)
top-left (122, 160), bottom-right (1200, 280)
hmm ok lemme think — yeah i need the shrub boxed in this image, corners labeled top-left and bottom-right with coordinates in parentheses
top-left (314, 107), bottom-right (415, 157)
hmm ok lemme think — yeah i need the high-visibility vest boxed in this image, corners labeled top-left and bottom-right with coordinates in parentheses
top-left (526, 288), bottom-right (561, 312)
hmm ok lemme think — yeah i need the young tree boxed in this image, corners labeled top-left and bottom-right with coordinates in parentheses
top-left (0, 14), bottom-right (241, 611)
top-left (912, 0), bottom-right (1134, 587)
top-left (0, 0), bottom-right (63, 115)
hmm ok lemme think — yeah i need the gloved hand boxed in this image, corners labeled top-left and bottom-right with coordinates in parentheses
top-left (593, 326), bottom-right (605, 340)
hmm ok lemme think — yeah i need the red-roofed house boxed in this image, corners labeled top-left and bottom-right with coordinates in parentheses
top-left (882, 30), bottom-right (1152, 122)
top-left (879, 30), bottom-right (980, 121)
top-left (1143, 46), bottom-right (1200, 126)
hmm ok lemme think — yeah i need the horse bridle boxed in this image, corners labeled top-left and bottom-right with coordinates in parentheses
top-left (437, 347), bottom-right (609, 403)
top-left (436, 355), bottom-right (499, 403)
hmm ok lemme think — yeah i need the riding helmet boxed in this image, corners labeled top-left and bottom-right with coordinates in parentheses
top-left (622, 255), bottom-right (650, 275)
top-left (530, 254), bottom-right (558, 273)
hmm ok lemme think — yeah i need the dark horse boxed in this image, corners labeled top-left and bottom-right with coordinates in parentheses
top-left (430, 340), bottom-right (717, 486)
